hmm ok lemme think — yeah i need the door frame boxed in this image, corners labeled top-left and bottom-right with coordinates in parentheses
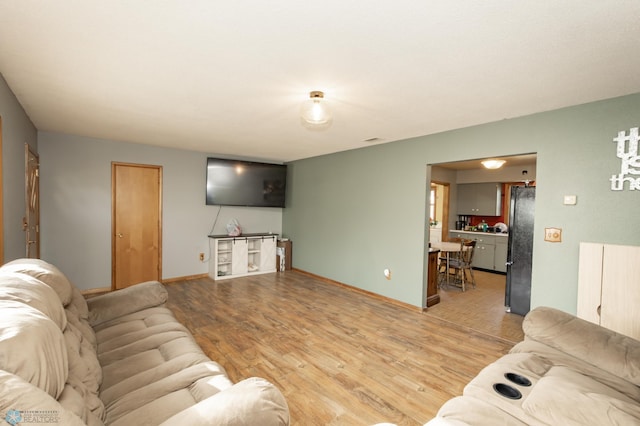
top-left (111, 162), bottom-right (163, 290)
top-left (423, 155), bottom-right (536, 310)
top-left (25, 143), bottom-right (40, 258)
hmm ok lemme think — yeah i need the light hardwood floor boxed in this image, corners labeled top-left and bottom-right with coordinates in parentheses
top-left (425, 270), bottom-right (524, 343)
top-left (165, 270), bottom-right (518, 425)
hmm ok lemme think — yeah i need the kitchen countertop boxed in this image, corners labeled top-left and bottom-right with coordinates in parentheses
top-left (449, 229), bottom-right (509, 237)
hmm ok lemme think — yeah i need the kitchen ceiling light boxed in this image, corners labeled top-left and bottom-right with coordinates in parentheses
top-left (481, 159), bottom-right (506, 169)
top-left (300, 91), bottom-right (332, 129)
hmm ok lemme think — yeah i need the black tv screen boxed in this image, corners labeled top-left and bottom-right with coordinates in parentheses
top-left (206, 158), bottom-right (287, 207)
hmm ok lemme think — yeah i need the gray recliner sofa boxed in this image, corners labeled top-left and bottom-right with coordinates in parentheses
top-left (425, 306), bottom-right (640, 425)
top-left (0, 258), bottom-right (289, 425)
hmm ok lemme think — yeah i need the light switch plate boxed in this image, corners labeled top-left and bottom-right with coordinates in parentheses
top-left (563, 195), bottom-right (577, 205)
top-left (544, 227), bottom-right (562, 242)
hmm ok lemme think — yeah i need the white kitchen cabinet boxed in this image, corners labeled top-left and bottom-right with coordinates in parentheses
top-left (429, 227), bottom-right (442, 244)
top-left (449, 231), bottom-right (508, 272)
top-left (457, 183), bottom-right (502, 216)
top-left (494, 239), bottom-right (508, 273)
top-left (577, 242), bottom-right (640, 340)
top-left (473, 235), bottom-right (495, 270)
top-left (209, 234), bottom-right (278, 280)
top-left (450, 231), bottom-right (476, 241)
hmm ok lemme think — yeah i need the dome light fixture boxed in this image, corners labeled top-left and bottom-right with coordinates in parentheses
top-left (300, 91), bottom-right (332, 129)
top-left (481, 159), bottom-right (506, 169)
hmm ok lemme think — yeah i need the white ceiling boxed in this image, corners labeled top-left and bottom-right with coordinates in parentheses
top-left (1, 2), bottom-right (639, 163)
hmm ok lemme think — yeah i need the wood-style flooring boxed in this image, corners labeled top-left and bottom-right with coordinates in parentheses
top-left (164, 270), bottom-right (519, 425)
top-left (425, 270), bottom-right (524, 343)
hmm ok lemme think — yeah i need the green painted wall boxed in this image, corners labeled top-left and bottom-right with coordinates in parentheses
top-left (38, 132), bottom-right (283, 290)
top-left (283, 93), bottom-right (640, 312)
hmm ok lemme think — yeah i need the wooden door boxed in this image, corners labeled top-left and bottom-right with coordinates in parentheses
top-left (25, 144), bottom-right (40, 258)
top-left (112, 163), bottom-right (162, 289)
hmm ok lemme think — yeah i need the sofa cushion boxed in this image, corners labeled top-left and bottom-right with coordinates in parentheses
top-left (0, 370), bottom-right (86, 426)
top-left (523, 366), bottom-right (640, 425)
top-left (511, 339), bottom-right (640, 403)
top-left (158, 377), bottom-right (291, 426)
top-left (426, 395), bottom-right (528, 426)
top-left (64, 320), bottom-right (106, 422)
top-left (58, 384), bottom-right (105, 426)
top-left (99, 330), bottom-right (216, 394)
top-left (99, 352), bottom-right (217, 405)
top-left (0, 300), bottom-right (68, 399)
top-left (2, 258), bottom-right (73, 307)
top-left (0, 271), bottom-right (67, 330)
top-left (68, 285), bottom-right (91, 321)
top-left (95, 313), bottom-right (191, 355)
top-left (103, 362), bottom-right (234, 425)
top-left (66, 293), bottom-right (98, 353)
top-left (522, 306), bottom-right (640, 386)
top-left (87, 281), bottom-right (168, 327)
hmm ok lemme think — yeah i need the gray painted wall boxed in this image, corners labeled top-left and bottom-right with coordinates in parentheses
top-left (38, 132), bottom-right (283, 290)
top-left (0, 74), bottom-right (38, 262)
top-left (283, 93), bottom-right (640, 313)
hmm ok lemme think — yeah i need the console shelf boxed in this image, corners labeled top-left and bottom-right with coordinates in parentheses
top-left (208, 233), bottom-right (277, 280)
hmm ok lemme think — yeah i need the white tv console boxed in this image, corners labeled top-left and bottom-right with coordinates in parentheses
top-left (208, 233), bottom-right (277, 280)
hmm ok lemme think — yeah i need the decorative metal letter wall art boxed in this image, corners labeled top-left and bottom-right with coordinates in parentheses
top-left (610, 127), bottom-right (640, 191)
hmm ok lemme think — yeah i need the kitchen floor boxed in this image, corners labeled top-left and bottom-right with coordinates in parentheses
top-left (424, 270), bottom-right (524, 344)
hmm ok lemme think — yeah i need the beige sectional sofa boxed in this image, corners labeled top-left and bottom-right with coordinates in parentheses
top-left (0, 258), bottom-right (289, 425)
top-left (426, 306), bottom-right (640, 425)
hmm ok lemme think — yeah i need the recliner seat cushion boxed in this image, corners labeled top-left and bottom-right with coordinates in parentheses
top-left (103, 362), bottom-right (233, 425)
top-left (522, 366), bottom-right (640, 425)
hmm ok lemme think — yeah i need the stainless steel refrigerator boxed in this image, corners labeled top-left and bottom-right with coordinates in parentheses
top-left (505, 186), bottom-right (535, 316)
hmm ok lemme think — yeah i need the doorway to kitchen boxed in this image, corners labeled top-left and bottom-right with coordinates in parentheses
top-left (424, 154), bottom-right (536, 342)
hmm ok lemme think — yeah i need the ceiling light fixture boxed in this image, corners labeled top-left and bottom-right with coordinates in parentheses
top-left (481, 159), bottom-right (506, 169)
top-left (300, 91), bottom-right (332, 129)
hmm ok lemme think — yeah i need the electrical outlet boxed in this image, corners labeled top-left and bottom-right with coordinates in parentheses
top-left (384, 268), bottom-right (391, 280)
top-left (199, 252), bottom-right (205, 261)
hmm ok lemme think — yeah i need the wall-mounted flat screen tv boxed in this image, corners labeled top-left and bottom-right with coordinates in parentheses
top-left (206, 158), bottom-right (287, 207)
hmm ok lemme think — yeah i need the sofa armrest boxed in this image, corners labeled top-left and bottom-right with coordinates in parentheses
top-left (522, 306), bottom-right (640, 385)
top-left (159, 377), bottom-right (289, 426)
top-left (87, 280), bottom-right (168, 326)
top-left (424, 395), bottom-right (529, 426)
